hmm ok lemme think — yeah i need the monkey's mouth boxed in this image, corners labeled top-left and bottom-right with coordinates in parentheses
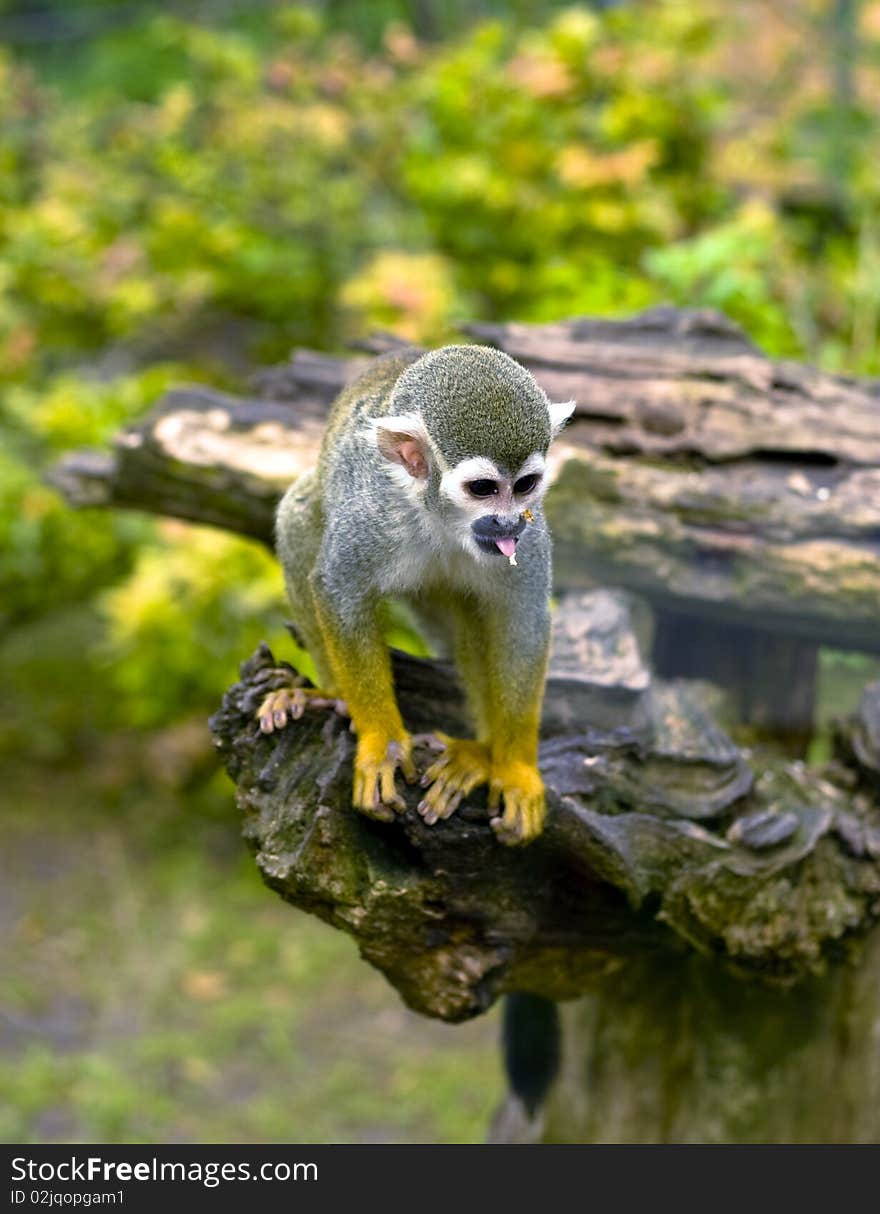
top-left (471, 515), bottom-right (526, 557)
top-left (473, 535), bottom-right (518, 557)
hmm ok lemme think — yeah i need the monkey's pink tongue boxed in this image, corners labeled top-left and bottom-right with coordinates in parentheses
top-left (496, 537), bottom-right (517, 557)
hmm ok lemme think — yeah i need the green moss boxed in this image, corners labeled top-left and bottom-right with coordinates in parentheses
top-left (662, 838), bottom-right (880, 980)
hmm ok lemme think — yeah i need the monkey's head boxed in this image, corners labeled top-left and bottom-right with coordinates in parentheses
top-left (371, 345), bottom-right (574, 561)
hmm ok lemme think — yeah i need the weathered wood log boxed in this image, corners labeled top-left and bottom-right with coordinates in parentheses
top-left (51, 309), bottom-right (880, 657)
top-left (48, 388), bottom-right (321, 543)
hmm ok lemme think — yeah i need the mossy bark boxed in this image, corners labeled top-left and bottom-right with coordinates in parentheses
top-left (519, 929), bottom-right (880, 1143)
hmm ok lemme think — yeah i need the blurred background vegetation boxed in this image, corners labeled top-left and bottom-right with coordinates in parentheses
top-left (2, 0), bottom-right (879, 1142)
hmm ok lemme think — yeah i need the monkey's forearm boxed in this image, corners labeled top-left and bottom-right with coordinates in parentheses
top-left (313, 593), bottom-right (404, 740)
top-left (484, 613), bottom-right (550, 765)
top-left (482, 613), bottom-right (550, 844)
top-left (448, 597), bottom-right (547, 758)
top-left (311, 581), bottom-right (415, 816)
top-left (449, 601), bottom-right (492, 742)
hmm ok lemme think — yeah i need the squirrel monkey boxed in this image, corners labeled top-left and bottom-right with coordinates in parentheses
top-left (258, 345), bottom-right (574, 845)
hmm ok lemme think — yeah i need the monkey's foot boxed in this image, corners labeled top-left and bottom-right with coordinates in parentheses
top-left (417, 736), bottom-right (491, 825)
top-left (352, 732), bottom-right (417, 822)
top-left (488, 760), bottom-right (546, 846)
top-left (257, 686), bottom-right (347, 733)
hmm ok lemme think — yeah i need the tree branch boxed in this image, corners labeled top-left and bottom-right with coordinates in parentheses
top-left (209, 592), bottom-right (880, 1022)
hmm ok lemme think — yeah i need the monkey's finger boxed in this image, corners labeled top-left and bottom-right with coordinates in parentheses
top-left (417, 791), bottom-right (459, 825)
top-left (258, 691), bottom-right (286, 731)
top-left (424, 766), bottom-right (483, 819)
top-left (273, 709), bottom-right (288, 729)
top-left (420, 765), bottom-right (459, 809)
top-left (379, 762), bottom-right (406, 811)
top-left (420, 758), bottom-right (452, 790)
top-left (353, 768), bottom-right (395, 821)
top-left (353, 768), bottom-right (375, 809)
top-left (417, 781), bottom-right (453, 821)
top-left (421, 755), bottom-right (451, 786)
top-left (418, 803), bottom-right (450, 827)
top-left (364, 802), bottom-right (396, 823)
top-left (400, 751), bottom-right (418, 784)
top-left (488, 781), bottom-right (502, 813)
top-left (438, 764), bottom-right (478, 801)
top-left (491, 814), bottom-right (521, 846)
top-left (492, 792), bottom-right (544, 845)
top-left (384, 740), bottom-right (416, 786)
top-left (352, 768), bottom-right (366, 807)
top-left (524, 796), bottom-right (546, 841)
top-left (490, 799), bottom-right (525, 845)
top-left (433, 788), bottom-right (466, 820)
top-left (490, 788), bottom-right (519, 839)
top-left (418, 803), bottom-right (440, 826)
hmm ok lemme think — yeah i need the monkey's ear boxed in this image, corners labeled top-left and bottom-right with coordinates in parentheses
top-left (372, 415), bottom-right (431, 480)
top-left (548, 399), bottom-right (576, 438)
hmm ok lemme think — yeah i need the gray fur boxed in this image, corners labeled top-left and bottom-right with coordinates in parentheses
top-left (391, 345), bottom-right (553, 472)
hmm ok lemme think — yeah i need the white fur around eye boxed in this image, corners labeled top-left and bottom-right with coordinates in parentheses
top-left (509, 452), bottom-right (546, 499)
top-left (515, 452), bottom-right (545, 479)
top-left (440, 456), bottom-right (502, 510)
top-left (548, 398), bottom-right (576, 436)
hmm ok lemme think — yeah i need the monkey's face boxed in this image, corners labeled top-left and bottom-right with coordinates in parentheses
top-left (372, 345), bottom-right (575, 562)
top-left (371, 416), bottom-right (550, 562)
top-left (438, 453), bottom-right (546, 561)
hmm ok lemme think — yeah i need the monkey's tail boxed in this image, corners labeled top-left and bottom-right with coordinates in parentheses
top-left (501, 992), bottom-right (560, 1119)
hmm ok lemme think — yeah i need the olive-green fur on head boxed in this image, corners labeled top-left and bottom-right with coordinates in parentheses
top-left (390, 345), bottom-right (553, 473)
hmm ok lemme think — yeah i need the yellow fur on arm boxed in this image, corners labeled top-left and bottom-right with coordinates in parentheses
top-left (313, 589), bottom-right (415, 814)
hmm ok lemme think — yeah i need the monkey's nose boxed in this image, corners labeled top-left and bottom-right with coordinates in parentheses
top-left (472, 514), bottom-right (527, 541)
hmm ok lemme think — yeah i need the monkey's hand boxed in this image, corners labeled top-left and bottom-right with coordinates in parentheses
top-left (352, 730), bottom-right (417, 822)
top-left (488, 759), bottom-right (546, 846)
top-left (417, 736), bottom-right (491, 825)
top-left (257, 685), bottom-right (348, 733)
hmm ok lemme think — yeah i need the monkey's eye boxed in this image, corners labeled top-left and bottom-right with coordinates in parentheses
top-left (513, 473), bottom-right (541, 495)
top-left (466, 479), bottom-right (500, 498)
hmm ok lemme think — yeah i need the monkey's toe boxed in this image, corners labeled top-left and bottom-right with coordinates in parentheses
top-left (488, 761), bottom-right (546, 846)
top-left (257, 686), bottom-right (347, 733)
top-left (417, 737), bottom-right (490, 825)
top-left (352, 735), bottom-right (415, 820)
